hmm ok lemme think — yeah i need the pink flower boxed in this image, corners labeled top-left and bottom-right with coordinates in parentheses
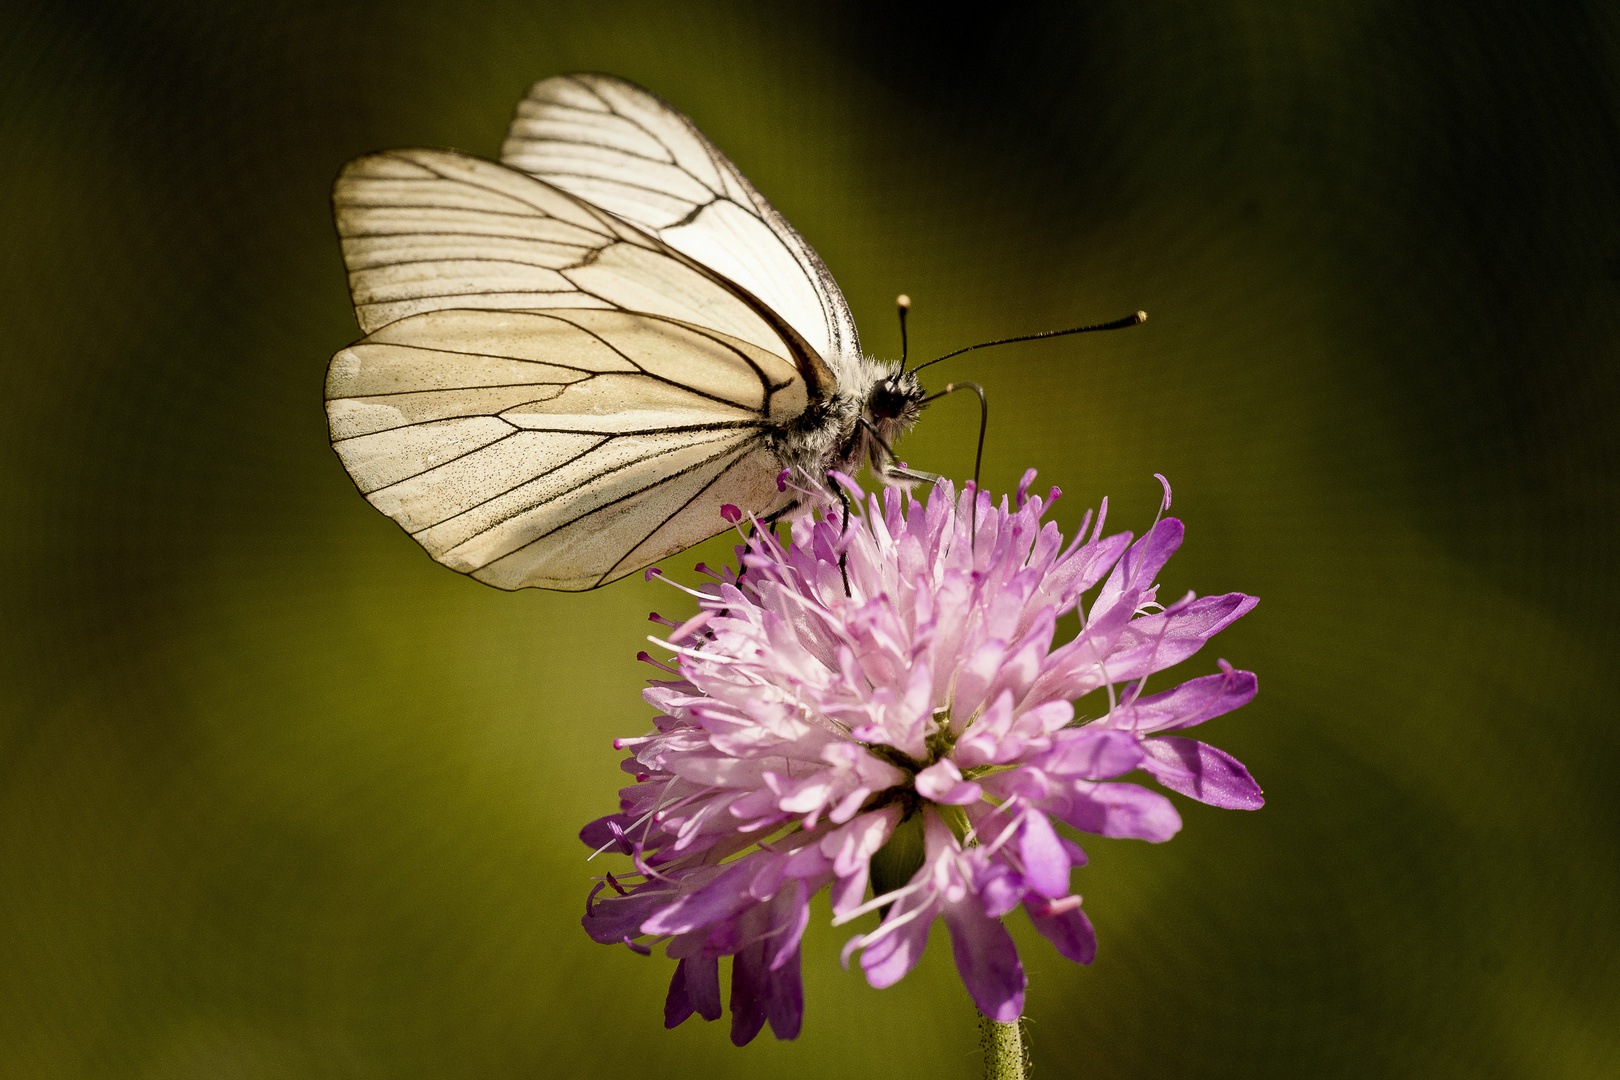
top-left (581, 472), bottom-right (1260, 1044)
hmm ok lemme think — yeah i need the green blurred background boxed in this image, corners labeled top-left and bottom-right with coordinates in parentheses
top-left (3, 1), bottom-right (1617, 1076)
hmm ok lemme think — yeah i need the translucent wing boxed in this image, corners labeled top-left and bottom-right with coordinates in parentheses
top-left (327, 149), bottom-right (808, 590)
top-left (500, 73), bottom-right (860, 379)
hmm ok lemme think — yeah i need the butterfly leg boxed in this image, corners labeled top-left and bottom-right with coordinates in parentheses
top-left (858, 417), bottom-right (945, 490)
top-left (827, 472), bottom-right (853, 598)
top-left (882, 463), bottom-right (943, 485)
top-left (758, 498), bottom-right (801, 525)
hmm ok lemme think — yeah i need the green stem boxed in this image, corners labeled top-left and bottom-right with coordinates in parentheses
top-left (979, 1011), bottom-right (1028, 1080)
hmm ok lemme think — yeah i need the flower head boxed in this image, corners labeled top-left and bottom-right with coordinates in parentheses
top-left (580, 471), bottom-right (1260, 1044)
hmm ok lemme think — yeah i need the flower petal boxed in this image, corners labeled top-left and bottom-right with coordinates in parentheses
top-left (1049, 780), bottom-right (1183, 841)
top-left (642, 859), bottom-right (759, 936)
top-left (916, 759), bottom-right (983, 804)
top-left (766, 946), bottom-right (805, 1040)
top-left (974, 859), bottom-right (1025, 918)
top-left (858, 897), bottom-right (938, 989)
top-left (1101, 593), bottom-right (1259, 682)
top-left (1018, 809), bottom-right (1073, 898)
top-left (1026, 897), bottom-right (1097, 964)
top-left (686, 953), bottom-right (723, 1021)
top-left (1031, 727), bottom-right (1144, 780)
top-left (953, 690), bottom-right (1016, 768)
top-left (1106, 663), bottom-right (1257, 733)
top-left (943, 891), bottom-right (1027, 1022)
top-left (664, 959), bottom-right (696, 1028)
top-left (727, 892), bottom-right (807, 1045)
top-left (1141, 736), bottom-right (1264, 808)
top-left (728, 945), bottom-right (769, 1045)
top-left (1092, 517), bottom-right (1183, 616)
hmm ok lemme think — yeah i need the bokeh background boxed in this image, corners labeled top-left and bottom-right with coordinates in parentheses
top-left (3, 1), bottom-right (1617, 1077)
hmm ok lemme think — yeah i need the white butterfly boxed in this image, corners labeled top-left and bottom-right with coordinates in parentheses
top-left (325, 73), bottom-right (930, 591)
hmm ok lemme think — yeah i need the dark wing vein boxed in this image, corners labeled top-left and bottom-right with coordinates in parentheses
top-left (490, 433), bottom-right (764, 566)
top-left (595, 443), bottom-right (760, 587)
top-left (402, 435), bottom-right (613, 533)
top-left (426, 430), bottom-right (759, 541)
top-left (361, 425), bottom-right (526, 492)
top-left (500, 74), bottom-right (862, 371)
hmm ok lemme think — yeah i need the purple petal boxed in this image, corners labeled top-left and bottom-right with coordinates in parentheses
top-left (823, 809), bottom-right (900, 916)
top-left (1032, 530), bottom-right (1131, 609)
top-left (1101, 593), bottom-right (1259, 682)
top-left (950, 640), bottom-right (1009, 728)
top-left (1092, 518), bottom-right (1184, 616)
top-left (832, 808), bottom-right (901, 873)
top-left (1032, 727), bottom-right (1144, 780)
top-left (766, 946), bottom-right (804, 1040)
top-left (975, 859), bottom-right (1025, 918)
top-left (687, 953), bottom-right (723, 1021)
top-left (1026, 898), bottom-right (1098, 964)
top-left (943, 892), bottom-right (1027, 1022)
top-left (953, 690), bottom-right (1016, 768)
top-left (664, 959), bottom-right (695, 1028)
top-left (1141, 736), bottom-right (1264, 809)
top-left (641, 859), bottom-right (756, 935)
top-left (991, 627), bottom-right (1051, 701)
top-left (728, 899), bottom-right (805, 1044)
top-left (765, 879), bottom-right (811, 971)
top-left (579, 813), bottom-right (634, 851)
top-left (729, 943), bottom-right (769, 1046)
top-left (860, 901), bottom-right (937, 988)
top-left (1050, 780), bottom-right (1183, 841)
top-left (1109, 664), bottom-right (1257, 732)
top-left (1018, 810), bottom-right (1072, 898)
top-left (916, 759), bottom-right (984, 804)
top-left (582, 883), bottom-right (671, 945)
top-left (1026, 585), bottom-right (1144, 704)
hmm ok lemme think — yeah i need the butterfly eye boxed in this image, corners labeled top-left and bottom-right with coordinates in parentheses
top-left (867, 382), bottom-right (912, 420)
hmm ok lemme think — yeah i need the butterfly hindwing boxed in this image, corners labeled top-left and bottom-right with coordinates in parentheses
top-left (327, 149), bottom-right (809, 590)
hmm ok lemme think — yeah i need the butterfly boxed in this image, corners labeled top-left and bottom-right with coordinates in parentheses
top-left (326, 73), bottom-right (1142, 591)
top-left (325, 73), bottom-right (937, 591)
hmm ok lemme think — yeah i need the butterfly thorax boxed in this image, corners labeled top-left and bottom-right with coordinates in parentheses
top-left (769, 355), bottom-right (925, 481)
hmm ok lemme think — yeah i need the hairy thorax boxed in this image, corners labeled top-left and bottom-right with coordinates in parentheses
top-left (769, 353), bottom-right (927, 482)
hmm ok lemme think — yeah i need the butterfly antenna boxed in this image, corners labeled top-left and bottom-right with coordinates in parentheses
top-left (896, 294), bottom-right (912, 373)
top-left (911, 310), bottom-right (1146, 374)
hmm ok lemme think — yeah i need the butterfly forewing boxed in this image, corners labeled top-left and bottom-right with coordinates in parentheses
top-left (327, 148), bottom-right (812, 590)
top-left (335, 149), bottom-right (786, 356)
top-left (500, 73), bottom-right (861, 376)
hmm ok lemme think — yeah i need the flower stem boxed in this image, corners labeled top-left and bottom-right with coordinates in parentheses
top-left (979, 1011), bottom-right (1028, 1079)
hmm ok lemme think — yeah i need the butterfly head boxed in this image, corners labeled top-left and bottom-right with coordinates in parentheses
top-left (865, 368), bottom-right (926, 430)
